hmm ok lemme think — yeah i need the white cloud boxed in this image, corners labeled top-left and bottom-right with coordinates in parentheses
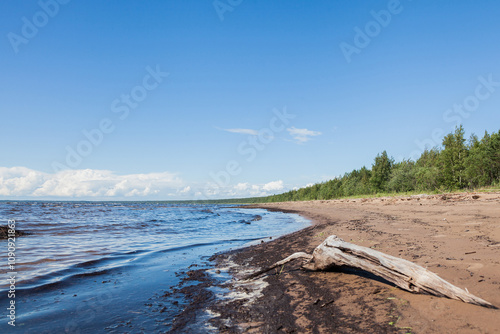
top-left (249, 185), bottom-right (262, 196)
top-left (0, 167), bottom-right (183, 198)
top-left (287, 126), bottom-right (322, 143)
top-left (0, 167), bottom-right (46, 196)
top-left (180, 186), bottom-right (191, 193)
top-left (192, 180), bottom-right (287, 199)
top-left (234, 182), bottom-right (249, 191)
top-left (223, 128), bottom-right (259, 136)
top-left (262, 180), bottom-right (284, 192)
top-left (201, 180), bottom-right (285, 198)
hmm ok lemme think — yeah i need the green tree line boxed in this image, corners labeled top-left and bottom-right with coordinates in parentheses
top-left (257, 125), bottom-right (500, 203)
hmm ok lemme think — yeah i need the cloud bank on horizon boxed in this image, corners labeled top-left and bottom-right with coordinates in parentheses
top-left (0, 167), bottom-right (285, 200)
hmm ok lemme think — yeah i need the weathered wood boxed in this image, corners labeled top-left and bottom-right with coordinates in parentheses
top-left (246, 235), bottom-right (496, 308)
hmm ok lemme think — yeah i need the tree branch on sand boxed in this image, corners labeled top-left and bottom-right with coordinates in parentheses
top-left (243, 235), bottom-right (496, 309)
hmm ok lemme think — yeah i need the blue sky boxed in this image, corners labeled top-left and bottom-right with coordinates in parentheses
top-left (1, 0), bottom-right (500, 200)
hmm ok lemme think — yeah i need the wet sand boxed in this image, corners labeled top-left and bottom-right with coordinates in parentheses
top-left (172, 192), bottom-right (500, 333)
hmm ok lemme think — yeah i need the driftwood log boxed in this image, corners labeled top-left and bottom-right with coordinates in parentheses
top-left (245, 235), bottom-right (495, 308)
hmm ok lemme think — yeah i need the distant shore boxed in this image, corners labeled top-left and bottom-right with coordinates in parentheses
top-left (172, 192), bottom-right (500, 333)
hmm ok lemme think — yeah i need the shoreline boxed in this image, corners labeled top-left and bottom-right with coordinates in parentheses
top-left (171, 192), bottom-right (500, 333)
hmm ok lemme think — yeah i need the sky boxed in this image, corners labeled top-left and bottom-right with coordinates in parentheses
top-left (1, 0), bottom-right (500, 200)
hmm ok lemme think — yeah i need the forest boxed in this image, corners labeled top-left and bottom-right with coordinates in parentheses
top-left (250, 125), bottom-right (500, 203)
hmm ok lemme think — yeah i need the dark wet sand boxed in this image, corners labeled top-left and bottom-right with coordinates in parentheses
top-left (171, 192), bottom-right (500, 333)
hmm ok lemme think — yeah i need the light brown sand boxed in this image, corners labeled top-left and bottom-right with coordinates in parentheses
top-left (248, 192), bottom-right (500, 333)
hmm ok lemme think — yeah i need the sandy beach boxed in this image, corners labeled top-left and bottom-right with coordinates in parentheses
top-left (173, 192), bottom-right (500, 333)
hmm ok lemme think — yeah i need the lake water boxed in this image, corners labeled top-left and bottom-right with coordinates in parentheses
top-left (0, 201), bottom-right (309, 333)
